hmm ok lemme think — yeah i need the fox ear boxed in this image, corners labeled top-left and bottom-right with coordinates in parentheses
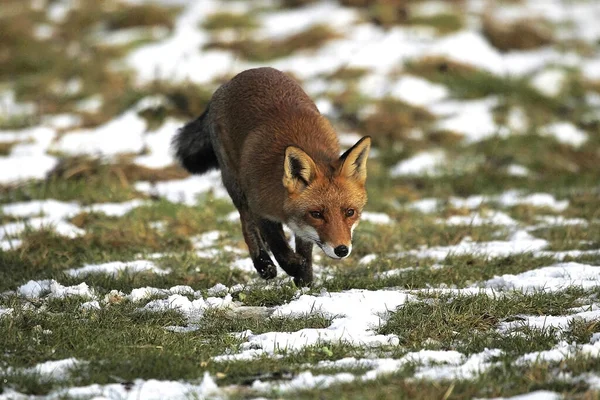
top-left (339, 136), bottom-right (371, 184)
top-left (283, 146), bottom-right (317, 193)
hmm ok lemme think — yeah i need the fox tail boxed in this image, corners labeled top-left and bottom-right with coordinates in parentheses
top-left (172, 104), bottom-right (219, 174)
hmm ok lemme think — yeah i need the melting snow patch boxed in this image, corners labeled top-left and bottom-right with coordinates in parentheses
top-left (134, 119), bottom-right (182, 169)
top-left (214, 289), bottom-right (412, 361)
top-left (481, 262), bottom-right (600, 293)
top-left (540, 122), bottom-right (588, 147)
top-left (0, 218), bottom-right (84, 240)
top-left (389, 75), bottom-right (448, 106)
top-left (437, 211), bottom-right (518, 226)
top-left (35, 373), bottom-right (221, 400)
top-left (506, 164), bottom-right (530, 177)
top-left (398, 230), bottom-right (548, 260)
top-left (143, 294), bottom-right (232, 323)
top-left (84, 199), bottom-right (148, 217)
top-left (135, 172), bottom-right (228, 206)
top-left (66, 260), bottom-right (170, 278)
top-left (0, 307), bottom-right (13, 318)
top-left (432, 97), bottom-right (500, 143)
top-left (390, 150), bottom-right (446, 177)
top-left (52, 111), bottom-right (147, 156)
top-left (361, 212), bottom-right (392, 225)
top-left (530, 69), bottom-right (566, 97)
top-left (414, 348), bottom-right (502, 380)
top-left (481, 391), bottom-right (562, 400)
top-left (24, 358), bottom-right (82, 381)
top-left (17, 280), bottom-right (94, 300)
top-left (1, 199), bottom-right (79, 219)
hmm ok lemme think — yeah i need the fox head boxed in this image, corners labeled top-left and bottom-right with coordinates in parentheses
top-left (282, 136), bottom-right (371, 259)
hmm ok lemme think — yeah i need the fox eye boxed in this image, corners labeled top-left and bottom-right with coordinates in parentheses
top-left (310, 210), bottom-right (324, 219)
top-left (345, 208), bottom-right (355, 217)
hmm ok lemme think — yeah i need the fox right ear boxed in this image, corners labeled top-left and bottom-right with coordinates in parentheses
top-left (283, 146), bottom-right (317, 193)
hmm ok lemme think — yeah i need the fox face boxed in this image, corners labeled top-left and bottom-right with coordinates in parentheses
top-left (282, 137), bottom-right (371, 259)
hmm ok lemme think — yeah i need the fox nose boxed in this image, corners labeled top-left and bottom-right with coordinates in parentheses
top-left (334, 245), bottom-right (349, 258)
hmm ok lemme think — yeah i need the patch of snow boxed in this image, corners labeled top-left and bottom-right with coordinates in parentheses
top-left (483, 262), bottom-right (600, 293)
top-left (81, 301), bottom-right (101, 310)
top-left (0, 217), bottom-right (84, 240)
top-left (84, 199), bottom-right (148, 217)
top-left (135, 119), bottom-right (183, 169)
top-left (582, 57), bottom-right (600, 82)
top-left (437, 211), bottom-right (518, 226)
top-left (66, 260), bottom-right (169, 278)
top-left (408, 198), bottom-right (439, 213)
top-left (17, 279), bottom-right (94, 300)
top-left (0, 307), bottom-right (13, 318)
top-left (418, 31), bottom-right (504, 75)
top-left (0, 239), bottom-right (22, 251)
top-left (506, 164), bottom-right (530, 177)
top-left (398, 230), bottom-right (548, 260)
top-left (447, 191), bottom-right (569, 212)
top-left (530, 69), bottom-right (566, 97)
top-left (539, 122), bottom-right (588, 147)
top-left (414, 348), bottom-right (502, 380)
top-left (359, 254), bottom-right (377, 265)
top-left (52, 111), bottom-right (147, 156)
top-left (361, 212), bottom-right (392, 225)
top-left (389, 76), bottom-right (448, 106)
top-left (432, 97), bottom-right (500, 143)
top-left (135, 172), bottom-right (228, 206)
top-left (482, 391), bottom-right (562, 400)
top-left (193, 230), bottom-right (221, 249)
top-left (390, 150), bottom-right (446, 177)
top-left (143, 293), bottom-right (232, 323)
top-left (41, 114), bottom-right (82, 130)
top-left (534, 215), bottom-right (588, 227)
top-left (35, 373), bottom-right (221, 400)
top-left (1, 199), bottom-right (80, 219)
top-left (25, 358), bottom-right (82, 381)
top-left (214, 289), bottom-right (412, 361)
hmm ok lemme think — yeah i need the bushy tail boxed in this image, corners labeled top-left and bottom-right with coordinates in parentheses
top-left (172, 105), bottom-right (219, 174)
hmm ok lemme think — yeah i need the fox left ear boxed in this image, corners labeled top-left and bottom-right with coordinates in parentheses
top-left (339, 136), bottom-right (371, 184)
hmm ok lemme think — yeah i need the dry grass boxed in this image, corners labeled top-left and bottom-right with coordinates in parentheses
top-left (49, 156), bottom-right (190, 186)
top-left (482, 14), bottom-right (554, 52)
top-left (205, 24), bottom-right (340, 61)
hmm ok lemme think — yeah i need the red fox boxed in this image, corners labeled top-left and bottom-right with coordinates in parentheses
top-left (173, 67), bottom-right (371, 286)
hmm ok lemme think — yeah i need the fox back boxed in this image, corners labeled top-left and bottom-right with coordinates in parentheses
top-left (173, 67), bottom-right (371, 285)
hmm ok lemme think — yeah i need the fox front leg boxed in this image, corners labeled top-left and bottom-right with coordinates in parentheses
top-left (259, 220), bottom-right (313, 287)
top-left (239, 210), bottom-right (277, 280)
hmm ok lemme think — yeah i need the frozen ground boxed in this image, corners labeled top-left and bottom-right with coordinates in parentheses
top-left (1, 0), bottom-right (600, 399)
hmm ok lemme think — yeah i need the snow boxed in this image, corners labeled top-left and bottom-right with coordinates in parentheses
top-left (398, 230), bottom-right (548, 261)
top-left (143, 293), bottom-right (233, 324)
top-left (361, 212), bottom-right (392, 225)
top-left (483, 391), bottom-right (562, 400)
top-left (26, 358), bottom-right (82, 381)
top-left (530, 69), bottom-right (566, 98)
top-left (437, 211), bottom-right (518, 226)
top-left (388, 75), bottom-right (448, 106)
top-left (0, 218), bottom-right (84, 240)
top-left (9, 373), bottom-right (222, 400)
top-left (214, 289), bottom-right (412, 361)
top-left (419, 31), bottom-right (504, 75)
top-left (134, 119), bottom-right (182, 168)
top-left (1, 199), bottom-right (80, 219)
top-left (414, 348), bottom-right (502, 380)
top-left (540, 122), bottom-right (588, 147)
top-left (17, 280), bottom-right (94, 300)
top-left (390, 150), bottom-right (446, 177)
top-left (433, 97), bottom-right (500, 143)
top-left (481, 262), bottom-right (600, 293)
top-left (506, 164), bottom-right (529, 177)
top-left (52, 111), bottom-right (147, 156)
top-left (66, 260), bottom-right (170, 278)
top-left (135, 172), bottom-right (228, 205)
top-left (0, 307), bottom-right (13, 318)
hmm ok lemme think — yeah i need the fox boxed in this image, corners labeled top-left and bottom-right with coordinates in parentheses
top-left (172, 67), bottom-right (371, 286)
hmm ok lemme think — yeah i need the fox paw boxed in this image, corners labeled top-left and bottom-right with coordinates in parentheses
top-left (256, 263), bottom-right (277, 280)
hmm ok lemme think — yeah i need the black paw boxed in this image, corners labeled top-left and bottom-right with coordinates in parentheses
top-left (254, 250), bottom-right (277, 280)
top-left (293, 272), bottom-right (313, 288)
top-left (256, 263), bottom-right (277, 280)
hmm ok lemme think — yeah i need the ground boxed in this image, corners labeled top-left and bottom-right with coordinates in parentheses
top-left (1, 0), bottom-right (600, 399)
